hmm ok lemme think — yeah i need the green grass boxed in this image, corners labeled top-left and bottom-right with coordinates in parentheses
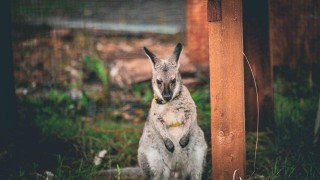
top-left (83, 52), bottom-right (109, 89)
top-left (2, 74), bottom-right (320, 179)
top-left (0, 82), bottom-right (212, 179)
top-left (266, 94), bottom-right (320, 179)
top-left (246, 75), bottom-right (320, 179)
top-left (2, 87), bottom-right (144, 179)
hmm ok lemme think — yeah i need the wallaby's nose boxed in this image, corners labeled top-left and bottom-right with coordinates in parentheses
top-left (163, 94), bottom-right (172, 102)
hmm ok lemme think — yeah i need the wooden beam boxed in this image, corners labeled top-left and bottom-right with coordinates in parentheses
top-left (208, 0), bottom-right (245, 179)
top-left (207, 0), bottom-right (221, 22)
top-left (186, 0), bottom-right (209, 65)
top-left (243, 0), bottom-right (273, 131)
top-left (269, 0), bottom-right (320, 66)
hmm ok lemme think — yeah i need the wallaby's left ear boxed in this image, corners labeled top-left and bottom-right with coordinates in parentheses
top-left (144, 46), bottom-right (158, 66)
top-left (170, 43), bottom-right (183, 63)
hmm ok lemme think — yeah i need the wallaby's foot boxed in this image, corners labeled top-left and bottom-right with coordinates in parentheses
top-left (179, 133), bottom-right (190, 148)
top-left (190, 172), bottom-right (202, 180)
top-left (164, 138), bottom-right (175, 153)
top-left (138, 148), bottom-right (171, 179)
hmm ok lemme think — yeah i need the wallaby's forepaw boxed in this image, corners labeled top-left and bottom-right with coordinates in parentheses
top-left (179, 133), bottom-right (190, 148)
top-left (164, 138), bottom-right (175, 153)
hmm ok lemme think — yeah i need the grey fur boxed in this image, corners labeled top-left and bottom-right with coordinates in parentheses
top-left (138, 43), bottom-right (207, 180)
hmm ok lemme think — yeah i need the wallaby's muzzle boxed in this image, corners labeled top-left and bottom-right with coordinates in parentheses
top-left (162, 83), bottom-right (172, 102)
top-left (162, 94), bottom-right (172, 102)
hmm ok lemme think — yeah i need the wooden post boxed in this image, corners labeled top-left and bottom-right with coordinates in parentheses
top-left (243, 0), bottom-right (273, 131)
top-left (186, 0), bottom-right (209, 65)
top-left (208, 0), bottom-right (245, 179)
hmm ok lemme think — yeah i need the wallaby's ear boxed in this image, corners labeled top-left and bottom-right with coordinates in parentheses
top-left (143, 47), bottom-right (158, 66)
top-left (170, 43), bottom-right (183, 63)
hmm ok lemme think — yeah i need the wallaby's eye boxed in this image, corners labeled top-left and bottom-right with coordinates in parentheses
top-left (171, 78), bottom-right (176, 84)
top-left (156, 79), bottom-right (162, 85)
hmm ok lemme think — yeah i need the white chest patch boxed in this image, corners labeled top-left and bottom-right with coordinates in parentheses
top-left (168, 126), bottom-right (184, 142)
top-left (162, 110), bottom-right (184, 127)
top-left (158, 104), bottom-right (166, 113)
top-left (155, 104), bottom-right (186, 141)
top-left (158, 105), bottom-right (185, 141)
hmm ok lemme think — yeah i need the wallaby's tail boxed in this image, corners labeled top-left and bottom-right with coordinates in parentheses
top-left (96, 167), bottom-right (143, 179)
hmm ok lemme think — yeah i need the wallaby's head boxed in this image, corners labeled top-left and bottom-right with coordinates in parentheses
top-left (143, 43), bottom-right (183, 103)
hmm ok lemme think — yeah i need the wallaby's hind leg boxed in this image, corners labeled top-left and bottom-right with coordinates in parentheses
top-left (138, 152), bottom-right (152, 178)
top-left (187, 129), bottom-right (207, 180)
top-left (189, 144), bottom-right (207, 180)
top-left (138, 148), bottom-right (170, 180)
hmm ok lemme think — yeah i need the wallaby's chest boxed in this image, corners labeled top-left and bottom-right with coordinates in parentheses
top-left (157, 103), bottom-right (185, 127)
top-left (155, 103), bottom-right (187, 141)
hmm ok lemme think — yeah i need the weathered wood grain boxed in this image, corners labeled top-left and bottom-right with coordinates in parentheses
top-left (186, 0), bottom-right (209, 64)
top-left (208, 0), bottom-right (245, 179)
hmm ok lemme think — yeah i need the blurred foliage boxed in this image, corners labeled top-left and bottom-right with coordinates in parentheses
top-left (192, 85), bottom-right (211, 126)
top-left (83, 52), bottom-right (109, 88)
top-left (131, 82), bottom-right (153, 103)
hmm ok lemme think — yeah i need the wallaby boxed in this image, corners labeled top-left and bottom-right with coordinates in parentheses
top-left (138, 43), bottom-right (207, 179)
